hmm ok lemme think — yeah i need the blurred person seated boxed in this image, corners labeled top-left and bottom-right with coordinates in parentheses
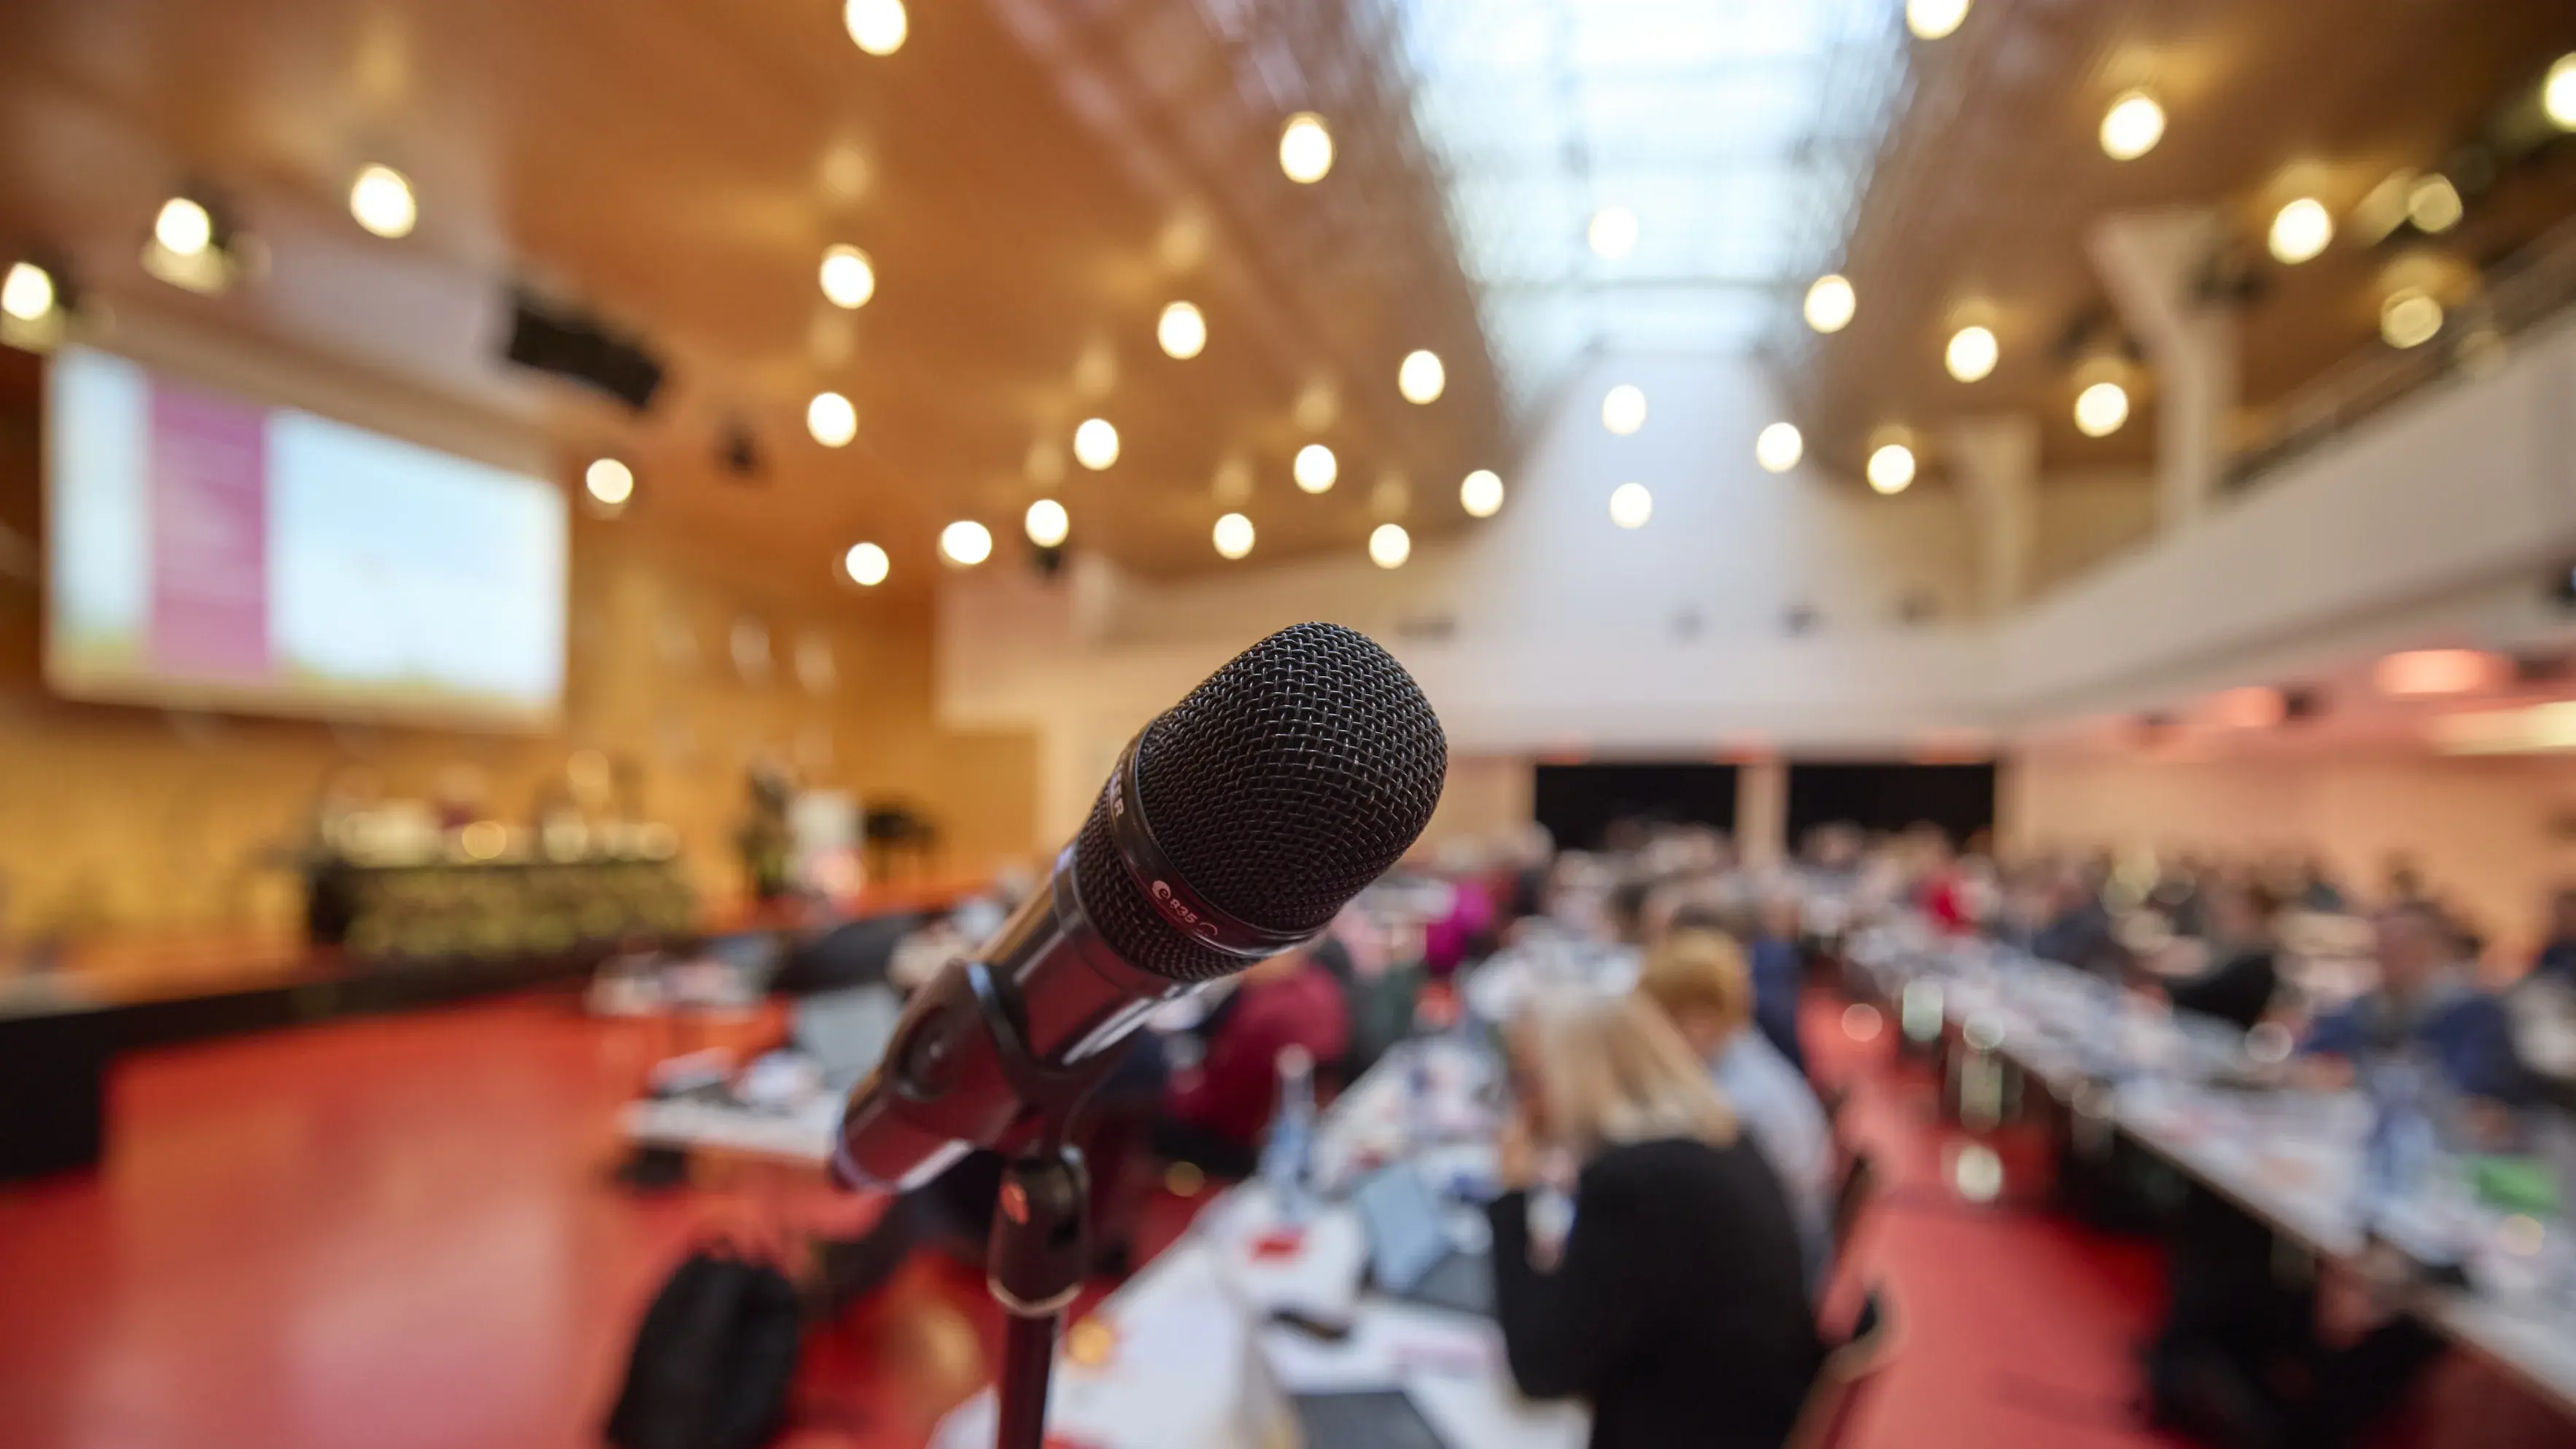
top-left (1152, 943), bottom-right (1350, 1178)
top-left (2030, 866), bottom-right (2125, 978)
top-left (2162, 877), bottom-right (2284, 1032)
top-left (2298, 901), bottom-right (2532, 1107)
top-left (1671, 898), bottom-right (1806, 1074)
top-left (2534, 885), bottom-right (2576, 982)
top-left (1634, 930), bottom-right (1834, 1294)
top-left (1488, 992), bottom-right (1820, 1449)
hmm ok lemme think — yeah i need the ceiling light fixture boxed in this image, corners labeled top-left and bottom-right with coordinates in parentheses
top-left (1025, 498), bottom-right (1069, 548)
top-left (1072, 417), bottom-right (1119, 470)
top-left (843, 0), bottom-right (907, 55)
top-left (583, 457), bottom-right (634, 507)
top-left (348, 165), bottom-right (416, 238)
top-left (807, 391), bottom-right (858, 447)
top-left (1600, 384), bottom-right (1647, 435)
top-left (1293, 443), bottom-right (1338, 494)
top-left (2375, 648), bottom-right (2490, 696)
top-left (1756, 422), bottom-right (1804, 473)
top-left (1459, 469), bottom-right (1505, 518)
top-left (2546, 54), bottom-right (2576, 132)
top-left (1398, 349), bottom-right (1446, 404)
top-left (2073, 380), bottom-right (2130, 437)
top-left (2099, 90), bottom-right (2165, 161)
top-left (155, 197), bottom-right (213, 257)
top-left (2407, 175), bottom-right (2463, 234)
top-left (1608, 481), bottom-right (1653, 529)
top-left (2267, 198), bottom-right (2334, 264)
top-left (1944, 325), bottom-right (1998, 382)
top-left (1906, 0), bottom-right (1971, 41)
top-left (939, 520), bottom-right (993, 567)
top-left (1368, 522), bottom-right (1411, 568)
top-left (1213, 512), bottom-right (1255, 559)
top-left (843, 541), bottom-right (890, 586)
top-left (1867, 444), bottom-right (1916, 494)
top-left (1588, 206), bottom-right (1639, 260)
top-left (1804, 274), bottom-right (1855, 333)
top-left (1156, 300), bottom-right (1206, 360)
top-left (1, 261), bottom-right (56, 323)
top-left (2381, 287), bottom-right (2443, 349)
top-left (1279, 113), bottom-right (1334, 183)
top-left (820, 244), bottom-right (876, 308)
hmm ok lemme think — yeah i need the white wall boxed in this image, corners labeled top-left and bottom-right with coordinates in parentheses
top-left (940, 353), bottom-right (1994, 842)
top-left (2030, 468), bottom-right (2157, 599)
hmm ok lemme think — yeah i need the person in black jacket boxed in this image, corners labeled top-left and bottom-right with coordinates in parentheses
top-left (1487, 993), bottom-right (1822, 1449)
top-left (2163, 877), bottom-right (2283, 1031)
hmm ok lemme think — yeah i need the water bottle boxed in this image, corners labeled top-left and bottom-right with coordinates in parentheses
top-left (2358, 1057), bottom-right (2434, 1223)
top-left (1262, 1044), bottom-right (1318, 1225)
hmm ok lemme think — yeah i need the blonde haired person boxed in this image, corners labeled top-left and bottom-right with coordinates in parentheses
top-left (1490, 992), bottom-right (1820, 1449)
top-left (1635, 929), bottom-right (1836, 1294)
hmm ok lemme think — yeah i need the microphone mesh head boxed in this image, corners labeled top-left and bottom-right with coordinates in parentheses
top-left (1074, 622), bottom-right (1447, 982)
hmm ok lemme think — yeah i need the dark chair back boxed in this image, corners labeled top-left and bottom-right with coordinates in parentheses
top-left (1787, 1285), bottom-right (1903, 1449)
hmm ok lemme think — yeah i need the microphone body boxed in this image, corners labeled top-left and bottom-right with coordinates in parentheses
top-left (833, 622), bottom-right (1447, 1190)
top-left (830, 833), bottom-right (1176, 1189)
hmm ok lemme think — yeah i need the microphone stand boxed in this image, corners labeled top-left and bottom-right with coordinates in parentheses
top-left (958, 960), bottom-right (1122, 1449)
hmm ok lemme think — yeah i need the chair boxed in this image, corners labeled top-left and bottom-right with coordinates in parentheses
top-left (1786, 1285), bottom-right (1904, 1449)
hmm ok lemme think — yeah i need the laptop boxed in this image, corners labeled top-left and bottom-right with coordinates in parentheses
top-left (1353, 1165), bottom-right (1494, 1318)
top-left (1290, 1390), bottom-right (1449, 1449)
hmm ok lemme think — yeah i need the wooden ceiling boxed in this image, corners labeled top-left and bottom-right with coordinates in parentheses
top-left (0, 0), bottom-right (1503, 591)
top-left (1782, 0), bottom-right (2576, 483)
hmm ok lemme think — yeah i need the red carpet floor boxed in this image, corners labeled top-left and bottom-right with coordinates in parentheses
top-left (1, 992), bottom-right (2567, 1448)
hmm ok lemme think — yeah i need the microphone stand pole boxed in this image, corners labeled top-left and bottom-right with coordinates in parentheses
top-left (959, 961), bottom-right (1120, 1449)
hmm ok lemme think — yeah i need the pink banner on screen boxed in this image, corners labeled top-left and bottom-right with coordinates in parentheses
top-left (147, 381), bottom-right (271, 680)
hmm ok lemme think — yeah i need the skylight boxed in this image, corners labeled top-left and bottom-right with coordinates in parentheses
top-left (1394, 0), bottom-right (1908, 414)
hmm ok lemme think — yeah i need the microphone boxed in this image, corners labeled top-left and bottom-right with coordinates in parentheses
top-left (832, 622), bottom-right (1448, 1189)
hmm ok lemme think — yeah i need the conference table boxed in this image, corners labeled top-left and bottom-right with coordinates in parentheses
top-left (1841, 924), bottom-right (2576, 1421)
top-left (623, 1033), bottom-right (1585, 1449)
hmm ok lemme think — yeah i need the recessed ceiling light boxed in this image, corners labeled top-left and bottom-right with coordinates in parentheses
top-left (820, 244), bottom-right (876, 308)
top-left (2099, 90), bottom-right (2165, 161)
top-left (1279, 113), bottom-right (1333, 183)
top-left (844, 0), bottom-right (907, 55)
top-left (583, 457), bottom-right (634, 506)
top-left (1459, 469), bottom-right (1504, 518)
top-left (1293, 443), bottom-right (1338, 494)
top-left (1368, 522), bottom-right (1411, 568)
top-left (155, 197), bottom-right (213, 257)
top-left (348, 165), bottom-right (416, 238)
top-left (1944, 325), bottom-right (1998, 382)
top-left (1072, 417), bottom-right (1119, 470)
top-left (1867, 444), bottom-right (1916, 494)
top-left (1608, 481), bottom-right (1653, 529)
top-left (2267, 198), bottom-right (2334, 265)
top-left (2073, 380), bottom-right (2130, 437)
top-left (843, 541), bottom-right (890, 586)
top-left (1804, 274), bottom-right (1855, 333)
top-left (1756, 422), bottom-right (1803, 473)
top-left (1157, 300), bottom-right (1206, 360)
top-left (1906, 0), bottom-right (1971, 41)
top-left (939, 519), bottom-right (993, 567)
top-left (1600, 384), bottom-right (1647, 435)
top-left (2381, 287), bottom-right (2443, 349)
top-left (1214, 512), bottom-right (1255, 559)
top-left (1588, 206), bottom-right (1638, 260)
top-left (2546, 54), bottom-right (2576, 132)
top-left (2405, 175), bottom-right (2463, 234)
top-left (1024, 498), bottom-right (1069, 548)
top-left (1398, 349), bottom-right (1445, 404)
top-left (807, 391), bottom-right (858, 447)
top-left (1, 261), bottom-right (56, 322)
